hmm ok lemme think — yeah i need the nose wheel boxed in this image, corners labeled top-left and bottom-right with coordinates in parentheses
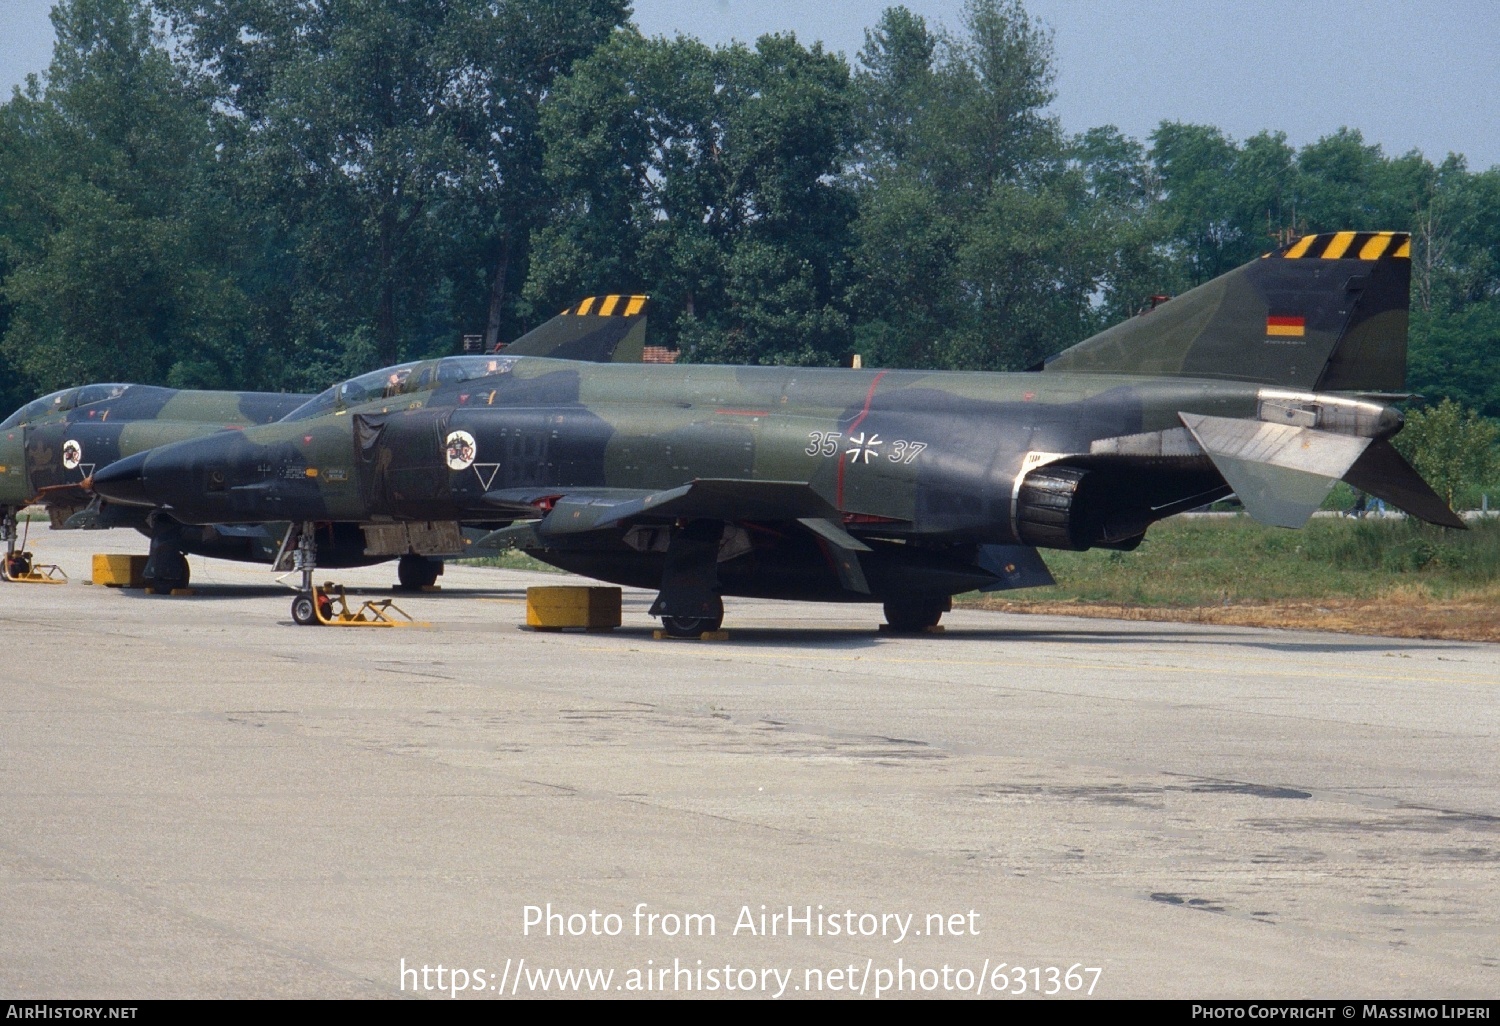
top-left (291, 590), bottom-right (332, 626)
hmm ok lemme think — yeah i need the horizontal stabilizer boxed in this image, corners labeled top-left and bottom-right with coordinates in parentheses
top-left (975, 545), bottom-right (1055, 591)
top-left (1181, 413), bottom-right (1372, 528)
top-left (1343, 440), bottom-right (1466, 529)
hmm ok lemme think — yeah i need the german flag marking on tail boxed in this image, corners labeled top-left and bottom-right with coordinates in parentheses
top-left (1275, 231), bottom-right (1409, 261)
top-left (1266, 315), bottom-right (1306, 337)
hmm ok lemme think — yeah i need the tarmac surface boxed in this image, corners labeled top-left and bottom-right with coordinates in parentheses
top-left (2, 528), bottom-right (1498, 999)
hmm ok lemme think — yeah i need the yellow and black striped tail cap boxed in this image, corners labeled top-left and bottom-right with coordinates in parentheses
top-left (1272, 231), bottom-right (1410, 261)
top-left (563, 294), bottom-right (649, 317)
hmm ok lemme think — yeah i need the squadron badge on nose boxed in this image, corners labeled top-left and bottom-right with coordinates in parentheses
top-left (62, 439), bottom-right (83, 470)
top-left (444, 430), bottom-right (477, 471)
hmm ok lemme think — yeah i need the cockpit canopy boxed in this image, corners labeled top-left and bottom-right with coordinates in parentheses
top-left (0, 384), bottom-right (132, 431)
top-left (281, 355), bottom-right (519, 422)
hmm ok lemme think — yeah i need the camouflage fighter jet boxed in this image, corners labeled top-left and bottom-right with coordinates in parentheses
top-left (0, 384), bottom-right (318, 585)
top-left (3, 299), bottom-right (655, 588)
top-left (93, 234), bottom-right (1461, 632)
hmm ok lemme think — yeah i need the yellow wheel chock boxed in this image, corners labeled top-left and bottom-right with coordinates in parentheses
top-left (306, 582), bottom-right (425, 627)
top-left (2, 552), bottom-right (67, 584)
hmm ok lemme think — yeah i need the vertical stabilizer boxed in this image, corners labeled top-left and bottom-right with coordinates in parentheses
top-left (501, 295), bottom-right (650, 363)
top-left (1044, 232), bottom-right (1410, 389)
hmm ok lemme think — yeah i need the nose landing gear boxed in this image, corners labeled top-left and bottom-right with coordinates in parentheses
top-left (284, 522), bottom-right (421, 627)
top-left (1, 508), bottom-right (67, 584)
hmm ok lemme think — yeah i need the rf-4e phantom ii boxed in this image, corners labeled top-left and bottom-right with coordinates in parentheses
top-left (93, 233), bottom-right (1462, 634)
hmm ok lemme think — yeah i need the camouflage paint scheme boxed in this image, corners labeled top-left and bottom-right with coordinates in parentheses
top-left (94, 234), bottom-right (1460, 631)
top-left (0, 384), bottom-right (320, 583)
top-left (2, 385), bottom-right (309, 512)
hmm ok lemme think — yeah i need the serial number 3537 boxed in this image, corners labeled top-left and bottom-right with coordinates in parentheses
top-left (805, 431), bottom-right (926, 463)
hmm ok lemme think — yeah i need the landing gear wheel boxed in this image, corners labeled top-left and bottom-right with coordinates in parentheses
top-left (397, 553), bottom-right (441, 590)
top-left (883, 598), bottom-right (947, 632)
top-left (291, 592), bottom-right (322, 626)
top-left (661, 596), bottom-right (724, 638)
top-left (5, 553), bottom-right (32, 580)
top-left (151, 552), bottom-right (190, 591)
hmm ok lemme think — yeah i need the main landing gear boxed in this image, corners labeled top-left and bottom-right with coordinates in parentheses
top-left (882, 596), bottom-right (950, 633)
top-left (659, 594), bottom-right (725, 638)
top-left (396, 553), bottom-right (442, 590)
top-left (649, 520), bottom-right (728, 638)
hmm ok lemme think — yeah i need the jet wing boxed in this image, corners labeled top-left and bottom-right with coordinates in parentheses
top-left (483, 479), bottom-right (847, 535)
top-left (481, 478), bottom-right (1054, 598)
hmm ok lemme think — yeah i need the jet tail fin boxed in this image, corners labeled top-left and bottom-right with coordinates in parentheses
top-left (501, 295), bottom-right (650, 363)
top-left (1044, 232), bottom-right (1411, 390)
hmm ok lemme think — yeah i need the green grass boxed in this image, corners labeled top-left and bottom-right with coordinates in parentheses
top-left (459, 548), bottom-right (566, 573)
top-left (983, 515), bottom-right (1500, 606)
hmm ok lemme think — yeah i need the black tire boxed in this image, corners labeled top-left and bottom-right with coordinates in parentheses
top-left (397, 554), bottom-right (441, 590)
top-left (5, 554), bottom-right (31, 579)
top-left (883, 597), bottom-right (947, 632)
top-left (147, 551), bottom-right (190, 591)
top-left (661, 596), bottom-right (724, 638)
top-left (291, 592), bottom-right (321, 626)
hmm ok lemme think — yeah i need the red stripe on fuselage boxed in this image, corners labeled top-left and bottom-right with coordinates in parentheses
top-left (836, 370), bottom-right (888, 509)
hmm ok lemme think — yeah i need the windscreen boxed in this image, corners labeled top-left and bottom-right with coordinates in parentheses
top-left (281, 356), bottom-right (518, 422)
top-left (0, 384), bottom-right (138, 431)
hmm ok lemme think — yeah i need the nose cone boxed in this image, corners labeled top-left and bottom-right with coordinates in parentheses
top-left (90, 450), bottom-right (153, 507)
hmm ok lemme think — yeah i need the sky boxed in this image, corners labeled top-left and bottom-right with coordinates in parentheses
top-left (3, 0), bottom-right (1497, 170)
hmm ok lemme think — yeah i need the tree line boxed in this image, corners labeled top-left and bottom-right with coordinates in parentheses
top-left (1, 0), bottom-right (1497, 430)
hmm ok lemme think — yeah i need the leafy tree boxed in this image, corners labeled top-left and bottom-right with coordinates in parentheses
top-left (1409, 304), bottom-right (1500, 417)
top-left (1148, 124), bottom-right (1298, 284)
top-left (0, 0), bottom-right (247, 391)
top-left (528, 29), bottom-right (858, 365)
top-left (158, 0), bottom-right (628, 382)
top-left (1066, 125), bottom-right (1179, 329)
top-left (1393, 399), bottom-right (1500, 510)
top-left (848, 0), bottom-right (1092, 371)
